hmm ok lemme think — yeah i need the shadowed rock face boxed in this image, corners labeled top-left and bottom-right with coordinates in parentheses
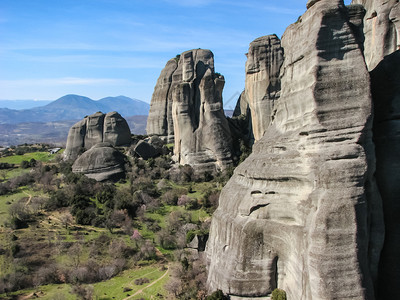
top-left (206, 1), bottom-right (384, 299)
top-left (72, 142), bottom-right (126, 181)
top-left (148, 49), bottom-right (233, 172)
top-left (371, 50), bottom-right (400, 299)
top-left (64, 111), bottom-right (131, 161)
top-left (351, 0), bottom-right (400, 70)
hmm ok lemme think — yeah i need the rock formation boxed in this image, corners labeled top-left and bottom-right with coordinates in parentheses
top-left (72, 142), bottom-right (126, 181)
top-left (146, 59), bottom-right (178, 141)
top-left (236, 35), bottom-right (284, 143)
top-left (206, 1), bottom-right (385, 299)
top-left (351, 0), bottom-right (400, 69)
top-left (370, 51), bottom-right (400, 299)
top-left (64, 111), bottom-right (131, 161)
top-left (148, 49), bottom-right (233, 172)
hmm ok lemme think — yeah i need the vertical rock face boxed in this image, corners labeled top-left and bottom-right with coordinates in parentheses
top-left (351, 0), bottom-right (400, 70)
top-left (146, 59), bottom-right (178, 141)
top-left (64, 111), bottom-right (131, 161)
top-left (243, 35), bottom-right (284, 142)
top-left (148, 49), bottom-right (233, 172)
top-left (370, 50), bottom-right (400, 299)
top-left (206, 1), bottom-right (384, 299)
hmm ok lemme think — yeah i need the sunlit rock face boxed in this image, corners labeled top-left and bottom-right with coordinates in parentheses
top-left (146, 59), bottom-right (178, 142)
top-left (371, 50), bottom-right (400, 299)
top-left (64, 111), bottom-right (131, 161)
top-left (206, 1), bottom-right (384, 299)
top-left (243, 35), bottom-right (284, 142)
top-left (148, 49), bottom-right (233, 172)
top-left (351, 0), bottom-right (400, 70)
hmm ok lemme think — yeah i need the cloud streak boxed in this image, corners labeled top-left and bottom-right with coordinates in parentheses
top-left (0, 77), bottom-right (131, 87)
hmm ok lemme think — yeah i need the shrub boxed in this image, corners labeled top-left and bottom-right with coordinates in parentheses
top-left (206, 290), bottom-right (229, 299)
top-left (271, 288), bottom-right (287, 300)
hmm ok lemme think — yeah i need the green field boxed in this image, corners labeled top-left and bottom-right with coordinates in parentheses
top-left (0, 266), bottom-right (169, 300)
top-left (0, 151), bottom-right (59, 165)
top-left (0, 187), bottom-right (40, 226)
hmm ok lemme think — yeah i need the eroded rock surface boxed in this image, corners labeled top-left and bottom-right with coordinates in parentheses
top-left (352, 0), bottom-right (400, 69)
top-left (72, 142), bottom-right (126, 181)
top-left (148, 49), bottom-right (233, 172)
top-left (206, 1), bottom-right (384, 299)
top-left (146, 59), bottom-right (178, 141)
top-left (242, 35), bottom-right (283, 142)
top-left (64, 111), bottom-right (131, 161)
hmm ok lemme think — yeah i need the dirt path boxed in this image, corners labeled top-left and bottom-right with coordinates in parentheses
top-left (123, 267), bottom-right (169, 300)
top-left (23, 190), bottom-right (32, 206)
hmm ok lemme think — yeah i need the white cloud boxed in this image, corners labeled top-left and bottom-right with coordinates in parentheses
top-left (0, 77), bottom-right (131, 87)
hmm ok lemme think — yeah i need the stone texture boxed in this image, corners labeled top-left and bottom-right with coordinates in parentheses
top-left (146, 59), bottom-right (178, 141)
top-left (134, 140), bottom-right (159, 160)
top-left (206, 1), bottom-right (384, 299)
top-left (370, 50), bottom-right (400, 299)
top-left (242, 35), bottom-right (283, 142)
top-left (148, 49), bottom-right (233, 172)
top-left (72, 142), bottom-right (126, 181)
top-left (351, 0), bottom-right (400, 69)
top-left (64, 111), bottom-right (131, 161)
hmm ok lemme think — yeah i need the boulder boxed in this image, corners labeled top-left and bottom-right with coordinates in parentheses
top-left (134, 140), bottom-right (159, 160)
top-left (206, 1), bottom-right (384, 299)
top-left (64, 111), bottom-right (131, 161)
top-left (72, 142), bottom-right (126, 181)
top-left (351, 0), bottom-right (400, 69)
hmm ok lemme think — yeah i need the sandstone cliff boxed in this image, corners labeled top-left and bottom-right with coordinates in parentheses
top-left (64, 111), bottom-right (131, 161)
top-left (351, 0), bottom-right (400, 69)
top-left (206, 1), bottom-right (384, 299)
top-left (148, 49), bottom-right (233, 172)
top-left (238, 35), bottom-right (284, 143)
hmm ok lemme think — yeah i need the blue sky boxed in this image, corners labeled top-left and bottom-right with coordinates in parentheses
top-left (0, 0), bottom-right (352, 108)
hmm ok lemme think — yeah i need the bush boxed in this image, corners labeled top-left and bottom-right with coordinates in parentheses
top-left (206, 290), bottom-right (229, 300)
top-left (271, 288), bottom-right (287, 300)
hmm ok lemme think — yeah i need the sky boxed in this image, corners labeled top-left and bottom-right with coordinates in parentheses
top-left (0, 0), bottom-right (352, 108)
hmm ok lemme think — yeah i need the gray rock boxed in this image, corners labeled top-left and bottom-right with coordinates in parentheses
top-left (134, 140), bottom-right (159, 160)
top-left (64, 111), bottom-right (131, 161)
top-left (72, 142), bottom-right (126, 181)
top-left (242, 35), bottom-right (283, 142)
top-left (206, 1), bottom-right (384, 299)
top-left (351, 0), bottom-right (400, 69)
top-left (370, 50), bottom-right (400, 299)
top-left (103, 111), bottom-right (132, 146)
top-left (146, 58), bottom-right (178, 141)
top-left (148, 49), bottom-right (233, 172)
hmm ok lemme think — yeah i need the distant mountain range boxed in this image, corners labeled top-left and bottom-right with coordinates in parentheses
top-left (0, 94), bottom-right (150, 124)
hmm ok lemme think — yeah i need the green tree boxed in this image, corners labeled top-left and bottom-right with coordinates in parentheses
top-left (271, 288), bottom-right (287, 300)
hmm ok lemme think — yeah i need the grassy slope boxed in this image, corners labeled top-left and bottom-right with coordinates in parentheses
top-left (0, 152), bottom-right (59, 165)
top-left (0, 150), bottom-right (220, 299)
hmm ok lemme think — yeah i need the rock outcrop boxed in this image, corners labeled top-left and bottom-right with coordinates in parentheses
top-left (148, 49), bottom-right (233, 172)
top-left (237, 35), bottom-right (284, 143)
top-left (351, 0), bottom-right (400, 69)
top-left (146, 59), bottom-right (178, 141)
top-left (64, 111), bottom-right (131, 161)
top-left (72, 142), bottom-right (126, 181)
top-left (370, 50), bottom-right (400, 299)
top-left (206, 1), bottom-right (384, 299)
